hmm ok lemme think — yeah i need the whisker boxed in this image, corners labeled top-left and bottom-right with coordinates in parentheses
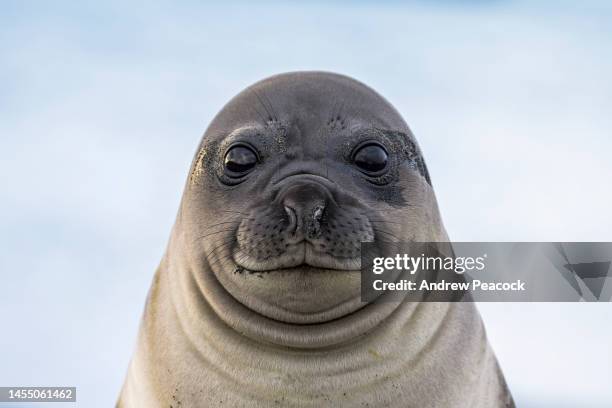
top-left (371, 227), bottom-right (403, 242)
top-left (217, 210), bottom-right (250, 216)
top-left (194, 228), bottom-right (236, 242)
top-left (252, 89), bottom-right (275, 122)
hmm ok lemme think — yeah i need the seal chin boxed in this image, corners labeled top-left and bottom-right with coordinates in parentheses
top-left (224, 243), bottom-right (364, 324)
top-left (214, 264), bottom-right (365, 325)
top-left (233, 242), bottom-right (361, 272)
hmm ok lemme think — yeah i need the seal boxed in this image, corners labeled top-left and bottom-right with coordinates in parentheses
top-left (117, 72), bottom-right (514, 407)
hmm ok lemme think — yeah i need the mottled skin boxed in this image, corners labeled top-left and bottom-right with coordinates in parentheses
top-left (118, 72), bottom-right (514, 407)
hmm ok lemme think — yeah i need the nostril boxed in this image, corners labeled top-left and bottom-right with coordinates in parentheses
top-left (308, 204), bottom-right (325, 239)
top-left (284, 205), bottom-right (298, 234)
top-left (313, 205), bottom-right (324, 223)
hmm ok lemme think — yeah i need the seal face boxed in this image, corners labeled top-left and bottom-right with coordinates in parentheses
top-left (185, 72), bottom-right (438, 326)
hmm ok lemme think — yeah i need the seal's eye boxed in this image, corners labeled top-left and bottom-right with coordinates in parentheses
top-left (353, 143), bottom-right (388, 174)
top-left (224, 145), bottom-right (258, 176)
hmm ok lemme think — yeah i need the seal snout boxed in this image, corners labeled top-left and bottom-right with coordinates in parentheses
top-left (233, 175), bottom-right (374, 272)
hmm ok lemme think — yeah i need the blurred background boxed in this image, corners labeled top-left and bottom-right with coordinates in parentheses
top-left (1, 0), bottom-right (611, 407)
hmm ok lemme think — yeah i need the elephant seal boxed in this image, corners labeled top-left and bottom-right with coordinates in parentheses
top-left (118, 71), bottom-right (514, 407)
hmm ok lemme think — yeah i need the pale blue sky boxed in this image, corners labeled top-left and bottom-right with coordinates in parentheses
top-left (1, 1), bottom-right (611, 407)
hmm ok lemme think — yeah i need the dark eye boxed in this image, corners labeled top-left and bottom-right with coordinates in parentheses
top-left (353, 143), bottom-right (388, 174)
top-left (224, 145), bottom-right (257, 176)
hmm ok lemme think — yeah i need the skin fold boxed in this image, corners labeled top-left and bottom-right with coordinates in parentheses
top-left (118, 71), bottom-right (514, 407)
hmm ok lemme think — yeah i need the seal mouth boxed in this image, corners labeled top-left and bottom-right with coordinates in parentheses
top-left (233, 241), bottom-right (361, 272)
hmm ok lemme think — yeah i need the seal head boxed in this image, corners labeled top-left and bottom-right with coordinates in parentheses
top-left (183, 71), bottom-right (445, 345)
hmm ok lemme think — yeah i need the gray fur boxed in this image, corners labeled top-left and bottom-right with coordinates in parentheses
top-left (118, 72), bottom-right (514, 407)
